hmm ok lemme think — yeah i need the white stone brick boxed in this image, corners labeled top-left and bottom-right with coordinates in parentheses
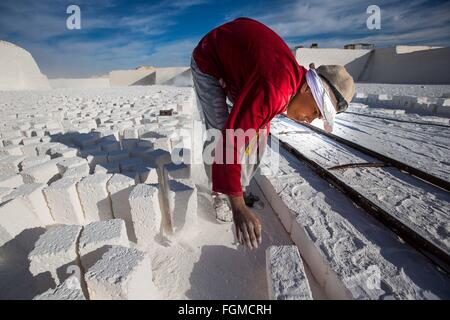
top-left (95, 162), bottom-right (120, 174)
top-left (0, 145), bottom-right (23, 156)
top-left (77, 173), bottom-right (113, 222)
top-left (166, 179), bottom-right (197, 234)
top-left (142, 149), bottom-right (171, 169)
top-left (63, 163), bottom-right (90, 178)
top-left (29, 225), bottom-right (82, 284)
top-left (107, 174), bottom-right (137, 239)
top-left (33, 275), bottom-right (86, 300)
top-left (129, 184), bottom-right (162, 246)
top-left (56, 147), bottom-right (79, 158)
top-left (0, 155), bottom-right (26, 174)
top-left (56, 156), bottom-right (88, 175)
top-left (21, 142), bottom-right (40, 156)
top-left (266, 245), bottom-right (313, 300)
top-left (21, 159), bottom-right (60, 184)
top-left (133, 164), bottom-right (158, 184)
top-left (0, 187), bottom-right (12, 201)
top-left (85, 246), bottom-right (157, 300)
top-left (164, 163), bottom-right (190, 180)
top-left (22, 137), bottom-right (41, 145)
top-left (36, 142), bottom-right (59, 156)
top-left (20, 155), bottom-right (51, 170)
top-left (78, 219), bottom-right (129, 270)
top-left (3, 183), bottom-right (54, 225)
top-left (43, 177), bottom-right (85, 225)
top-left (0, 173), bottom-right (23, 188)
top-left (86, 151), bottom-right (108, 168)
top-left (153, 137), bottom-right (171, 152)
top-left (0, 195), bottom-right (42, 246)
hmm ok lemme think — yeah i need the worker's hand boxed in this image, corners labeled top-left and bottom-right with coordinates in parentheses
top-left (229, 195), bottom-right (262, 249)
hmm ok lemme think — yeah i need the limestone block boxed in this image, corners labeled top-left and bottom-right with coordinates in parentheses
top-left (95, 162), bottom-right (120, 174)
top-left (56, 156), bottom-right (88, 175)
top-left (142, 149), bottom-right (171, 169)
top-left (43, 177), bottom-right (85, 224)
top-left (20, 155), bottom-right (51, 170)
top-left (266, 245), bottom-right (313, 300)
top-left (33, 275), bottom-right (86, 300)
top-left (133, 164), bottom-right (158, 184)
top-left (0, 173), bottom-right (23, 188)
top-left (107, 174), bottom-right (137, 239)
top-left (129, 184), bottom-right (162, 246)
top-left (21, 159), bottom-right (60, 184)
top-left (77, 173), bottom-right (113, 222)
top-left (0, 195), bottom-right (42, 246)
top-left (165, 179), bottom-right (197, 234)
top-left (0, 155), bottom-right (26, 174)
top-left (63, 163), bottom-right (90, 178)
top-left (78, 219), bottom-right (129, 270)
top-left (3, 183), bottom-right (54, 225)
top-left (85, 246), bottom-right (157, 300)
top-left (28, 224), bottom-right (82, 284)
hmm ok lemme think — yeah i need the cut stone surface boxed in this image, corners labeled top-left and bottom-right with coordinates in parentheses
top-left (165, 179), bottom-right (197, 234)
top-left (164, 163), bottom-right (190, 180)
top-left (78, 219), bottom-right (129, 270)
top-left (21, 159), bottom-right (60, 184)
top-left (266, 245), bottom-right (313, 300)
top-left (33, 275), bottom-right (86, 300)
top-left (0, 155), bottom-right (26, 175)
top-left (84, 245), bottom-right (157, 300)
top-left (43, 177), bottom-right (85, 224)
top-left (0, 195), bottom-right (42, 246)
top-left (133, 164), bottom-right (158, 184)
top-left (3, 183), bottom-right (54, 225)
top-left (29, 224), bottom-right (82, 284)
top-left (107, 174), bottom-right (137, 240)
top-left (77, 173), bottom-right (113, 222)
top-left (0, 173), bottom-right (23, 188)
top-left (129, 184), bottom-right (162, 246)
top-left (142, 148), bottom-right (171, 168)
top-left (63, 163), bottom-right (90, 178)
top-left (19, 155), bottom-right (51, 170)
top-left (56, 156), bottom-right (88, 175)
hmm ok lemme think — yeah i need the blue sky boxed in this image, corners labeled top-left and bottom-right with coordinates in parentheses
top-left (1, 0), bottom-right (449, 78)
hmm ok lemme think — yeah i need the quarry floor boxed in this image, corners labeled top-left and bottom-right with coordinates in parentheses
top-left (0, 85), bottom-right (449, 299)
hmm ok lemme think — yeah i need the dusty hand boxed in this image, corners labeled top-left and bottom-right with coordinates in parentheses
top-left (229, 196), bottom-right (262, 249)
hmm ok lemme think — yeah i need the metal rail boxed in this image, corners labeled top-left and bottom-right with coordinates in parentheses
top-left (279, 114), bottom-right (450, 192)
top-left (271, 133), bottom-right (450, 275)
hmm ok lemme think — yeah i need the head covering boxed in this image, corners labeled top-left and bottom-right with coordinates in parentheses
top-left (305, 68), bottom-right (336, 132)
top-left (316, 65), bottom-right (355, 106)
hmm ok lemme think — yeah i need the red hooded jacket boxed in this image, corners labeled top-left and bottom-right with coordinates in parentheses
top-left (193, 17), bottom-right (306, 196)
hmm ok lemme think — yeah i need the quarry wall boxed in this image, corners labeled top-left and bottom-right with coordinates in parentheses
top-left (0, 41), bottom-right (50, 90)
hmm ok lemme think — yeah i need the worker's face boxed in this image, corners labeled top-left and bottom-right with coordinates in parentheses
top-left (286, 83), bottom-right (322, 124)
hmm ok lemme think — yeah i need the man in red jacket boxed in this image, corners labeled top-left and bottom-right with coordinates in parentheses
top-left (191, 17), bottom-right (355, 249)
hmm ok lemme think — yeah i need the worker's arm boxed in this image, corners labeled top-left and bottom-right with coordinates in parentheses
top-left (211, 76), bottom-right (283, 249)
